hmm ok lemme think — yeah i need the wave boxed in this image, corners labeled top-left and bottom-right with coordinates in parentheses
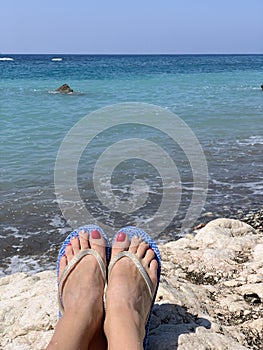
top-left (237, 135), bottom-right (263, 146)
top-left (48, 90), bottom-right (60, 94)
top-left (0, 255), bottom-right (48, 277)
top-left (0, 57), bottom-right (14, 61)
top-left (47, 90), bottom-right (85, 96)
top-left (51, 57), bottom-right (62, 61)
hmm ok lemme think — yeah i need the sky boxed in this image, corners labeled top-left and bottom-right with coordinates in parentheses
top-left (1, 0), bottom-right (262, 54)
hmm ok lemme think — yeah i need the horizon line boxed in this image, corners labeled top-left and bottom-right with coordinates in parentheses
top-left (1, 52), bottom-right (263, 56)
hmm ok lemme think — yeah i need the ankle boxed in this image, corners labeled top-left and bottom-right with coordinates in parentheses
top-left (104, 305), bottom-right (145, 350)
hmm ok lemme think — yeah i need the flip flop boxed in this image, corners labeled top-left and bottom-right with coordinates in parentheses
top-left (109, 226), bottom-right (161, 350)
top-left (56, 224), bottom-right (110, 317)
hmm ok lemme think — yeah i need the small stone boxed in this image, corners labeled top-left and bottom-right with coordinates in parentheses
top-left (243, 293), bottom-right (261, 304)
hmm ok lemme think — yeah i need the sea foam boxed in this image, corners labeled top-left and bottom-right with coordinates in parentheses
top-left (0, 57), bottom-right (14, 61)
top-left (237, 135), bottom-right (263, 146)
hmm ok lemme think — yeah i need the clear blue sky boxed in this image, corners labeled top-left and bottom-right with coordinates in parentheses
top-left (1, 0), bottom-right (262, 54)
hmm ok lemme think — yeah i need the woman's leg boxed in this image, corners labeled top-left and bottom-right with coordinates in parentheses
top-left (104, 232), bottom-right (158, 350)
top-left (46, 229), bottom-right (107, 350)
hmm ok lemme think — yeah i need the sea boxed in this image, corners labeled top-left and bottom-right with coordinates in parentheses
top-left (1, 54), bottom-right (263, 276)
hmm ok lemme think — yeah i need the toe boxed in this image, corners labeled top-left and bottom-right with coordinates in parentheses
top-left (65, 243), bottom-right (74, 261)
top-left (128, 235), bottom-right (142, 254)
top-left (70, 236), bottom-right (80, 255)
top-left (111, 232), bottom-right (130, 258)
top-left (149, 258), bottom-right (158, 289)
top-left (143, 248), bottom-right (156, 267)
top-left (79, 230), bottom-right (90, 250)
top-left (143, 248), bottom-right (159, 288)
top-left (136, 241), bottom-right (149, 259)
top-left (89, 229), bottom-right (107, 264)
top-left (58, 255), bottom-right (67, 281)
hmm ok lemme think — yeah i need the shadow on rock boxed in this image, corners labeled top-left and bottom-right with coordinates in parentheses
top-left (148, 303), bottom-right (211, 350)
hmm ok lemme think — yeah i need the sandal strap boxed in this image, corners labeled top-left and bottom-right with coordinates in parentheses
top-left (58, 249), bottom-right (106, 314)
top-left (108, 251), bottom-right (154, 299)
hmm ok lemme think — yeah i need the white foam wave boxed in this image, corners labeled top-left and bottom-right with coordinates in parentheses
top-left (3, 225), bottom-right (19, 234)
top-left (241, 181), bottom-right (263, 195)
top-left (236, 84), bottom-right (262, 91)
top-left (0, 57), bottom-right (14, 61)
top-left (2, 225), bottom-right (45, 239)
top-left (237, 136), bottom-right (263, 146)
top-left (48, 90), bottom-right (74, 94)
top-left (48, 90), bottom-right (60, 94)
top-left (0, 255), bottom-right (47, 277)
top-left (49, 215), bottom-right (69, 235)
top-left (220, 180), bottom-right (263, 195)
top-left (49, 214), bottom-right (65, 228)
top-left (51, 57), bottom-right (62, 61)
top-left (211, 179), bottom-right (230, 186)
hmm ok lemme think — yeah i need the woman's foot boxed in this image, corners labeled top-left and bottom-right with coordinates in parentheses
top-left (104, 232), bottom-right (159, 350)
top-left (47, 229), bottom-right (107, 350)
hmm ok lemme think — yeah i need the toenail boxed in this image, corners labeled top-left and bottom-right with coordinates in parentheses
top-left (116, 232), bottom-right (126, 242)
top-left (79, 230), bottom-right (87, 239)
top-left (91, 230), bottom-right (101, 239)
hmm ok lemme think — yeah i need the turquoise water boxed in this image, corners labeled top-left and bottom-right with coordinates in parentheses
top-left (1, 54), bottom-right (263, 274)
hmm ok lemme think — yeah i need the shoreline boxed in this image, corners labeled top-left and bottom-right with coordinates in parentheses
top-left (1, 217), bottom-right (262, 349)
top-left (1, 208), bottom-right (262, 277)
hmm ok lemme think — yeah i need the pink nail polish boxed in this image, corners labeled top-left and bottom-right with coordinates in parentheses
top-left (116, 232), bottom-right (126, 242)
top-left (91, 230), bottom-right (101, 239)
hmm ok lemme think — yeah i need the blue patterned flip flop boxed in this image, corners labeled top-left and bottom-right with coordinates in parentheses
top-left (57, 224), bottom-right (111, 317)
top-left (109, 226), bottom-right (161, 350)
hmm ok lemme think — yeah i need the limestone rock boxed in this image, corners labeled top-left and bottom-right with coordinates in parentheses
top-left (0, 218), bottom-right (262, 349)
top-left (0, 271), bottom-right (57, 349)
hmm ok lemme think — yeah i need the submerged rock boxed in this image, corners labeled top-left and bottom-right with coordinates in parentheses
top-left (0, 218), bottom-right (262, 349)
top-left (55, 83), bottom-right (73, 93)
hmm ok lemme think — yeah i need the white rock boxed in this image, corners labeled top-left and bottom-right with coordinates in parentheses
top-left (253, 243), bottom-right (263, 261)
top-left (0, 218), bottom-right (262, 349)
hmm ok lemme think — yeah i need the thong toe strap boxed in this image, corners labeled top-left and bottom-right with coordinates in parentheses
top-left (108, 251), bottom-right (154, 299)
top-left (58, 249), bottom-right (106, 315)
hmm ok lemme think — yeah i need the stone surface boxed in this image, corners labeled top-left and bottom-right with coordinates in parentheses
top-left (0, 271), bottom-right (57, 349)
top-left (0, 218), bottom-right (262, 349)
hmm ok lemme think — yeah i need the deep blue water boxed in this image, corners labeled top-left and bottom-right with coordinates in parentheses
top-left (1, 54), bottom-right (263, 275)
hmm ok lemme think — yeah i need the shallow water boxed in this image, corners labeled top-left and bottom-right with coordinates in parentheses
top-left (1, 54), bottom-right (263, 275)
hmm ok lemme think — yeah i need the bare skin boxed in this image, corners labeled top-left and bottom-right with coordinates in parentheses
top-left (46, 230), bottom-right (158, 350)
top-left (46, 229), bottom-right (107, 350)
top-left (104, 232), bottom-right (158, 350)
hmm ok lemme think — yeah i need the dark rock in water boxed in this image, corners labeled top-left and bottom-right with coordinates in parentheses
top-left (55, 83), bottom-right (73, 93)
top-left (261, 84), bottom-right (263, 90)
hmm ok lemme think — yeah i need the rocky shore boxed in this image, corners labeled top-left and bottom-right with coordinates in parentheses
top-left (0, 218), bottom-right (262, 349)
